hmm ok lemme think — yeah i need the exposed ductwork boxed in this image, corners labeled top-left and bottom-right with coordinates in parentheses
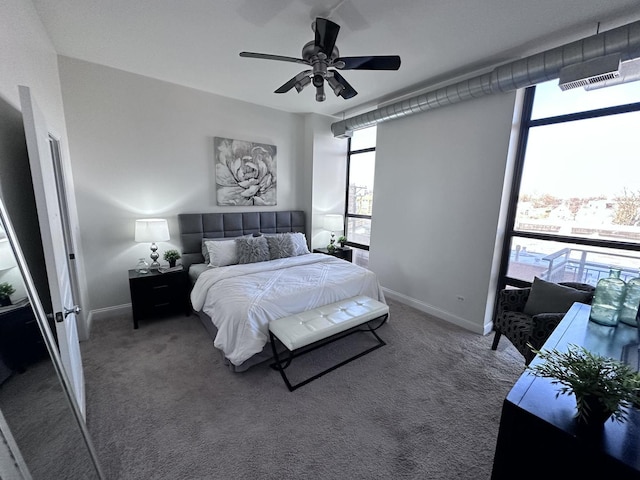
top-left (331, 20), bottom-right (640, 138)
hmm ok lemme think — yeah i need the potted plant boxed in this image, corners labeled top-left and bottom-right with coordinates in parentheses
top-left (338, 235), bottom-right (347, 248)
top-left (0, 282), bottom-right (15, 306)
top-left (527, 344), bottom-right (640, 428)
top-left (163, 249), bottom-right (181, 268)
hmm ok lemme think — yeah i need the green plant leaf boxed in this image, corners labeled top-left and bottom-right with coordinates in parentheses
top-left (526, 343), bottom-right (640, 423)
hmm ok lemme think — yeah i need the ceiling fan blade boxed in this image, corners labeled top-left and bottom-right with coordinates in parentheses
top-left (336, 55), bottom-right (401, 70)
top-left (274, 70), bottom-right (312, 93)
top-left (331, 71), bottom-right (358, 99)
top-left (240, 52), bottom-right (309, 66)
top-left (314, 17), bottom-right (340, 56)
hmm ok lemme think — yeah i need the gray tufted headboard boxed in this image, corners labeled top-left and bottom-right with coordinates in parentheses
top-left (178, 210), bottom-right (306, 269)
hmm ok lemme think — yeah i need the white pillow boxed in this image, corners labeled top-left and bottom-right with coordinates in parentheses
top-left (289, 232), bottom-right (310, 256)
top-left (205, 240), bottom-right (238, 267)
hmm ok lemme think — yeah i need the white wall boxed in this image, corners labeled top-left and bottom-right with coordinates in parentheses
top-left (369, 91), bottom-right (517, 334)
top-left (305, 114), bottom-right (348, 249)
top-left (57, 57), bottom-right (310, 313)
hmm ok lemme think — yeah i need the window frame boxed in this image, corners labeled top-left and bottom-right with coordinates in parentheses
top-left (497, 86), bottom-right (640, 291)
top-left (344, 138), bottom-right (375, 251)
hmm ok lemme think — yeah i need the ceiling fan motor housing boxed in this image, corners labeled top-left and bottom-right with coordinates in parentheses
top-left (302, 40), bottom-right (339, 62)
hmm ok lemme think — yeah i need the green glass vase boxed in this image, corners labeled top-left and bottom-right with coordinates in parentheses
top-left (589, 268), bottom-right (626, 327)
top-left (619, 271), bottom-right (640, 327)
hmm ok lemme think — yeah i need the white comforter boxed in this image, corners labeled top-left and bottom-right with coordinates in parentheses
top-left (190, 253), bottom-right (386, 366)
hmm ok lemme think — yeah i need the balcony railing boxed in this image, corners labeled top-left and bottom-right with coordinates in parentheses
top-left (511, 246), bottom-right (640, 286)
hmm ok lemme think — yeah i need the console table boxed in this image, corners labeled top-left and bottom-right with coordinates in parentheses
top-left (0, 299), bottom-right (47, 375)
top-left (491, 302), bottom-right (640, 479)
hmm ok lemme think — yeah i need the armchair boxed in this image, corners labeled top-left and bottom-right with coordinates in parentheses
top-left (491, 280), bottom-right (595, 365)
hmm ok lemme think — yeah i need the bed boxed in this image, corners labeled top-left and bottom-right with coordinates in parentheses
top-left (178, 210), bottom-right (386, 372)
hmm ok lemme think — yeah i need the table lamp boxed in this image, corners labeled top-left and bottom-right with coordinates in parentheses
top-left (324, 214), bottom-right (344, 251)
top-left (134, 218), bottom-right (170, 270)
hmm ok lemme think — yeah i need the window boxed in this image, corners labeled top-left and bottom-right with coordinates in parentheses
top-left (499, 80), bottom-right (640, 291)
top-left (345, 126), bottom-right (377, 268)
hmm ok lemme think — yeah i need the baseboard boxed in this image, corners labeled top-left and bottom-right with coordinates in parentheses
top-left (382, 288), bottom-right (486, 335)
top-left (86, 304), bottom-right (132, 337)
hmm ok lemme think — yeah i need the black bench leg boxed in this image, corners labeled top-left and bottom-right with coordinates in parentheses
top-left (269, 331), bottom-right (295, 392)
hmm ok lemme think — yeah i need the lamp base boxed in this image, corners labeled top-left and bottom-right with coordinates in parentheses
top-left (150, 242), bottom-right (160, 270)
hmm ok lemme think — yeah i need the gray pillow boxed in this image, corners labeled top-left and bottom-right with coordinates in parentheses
top-left (236, 236), bottom-right (270, 264)
top-left (523, 277), bottom-right (592, 316)
top-left (266, 234), bottom-right (296, 260)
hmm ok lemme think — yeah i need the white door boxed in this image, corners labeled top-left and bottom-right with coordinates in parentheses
top-left (19, 86), bottom-right (85, 416)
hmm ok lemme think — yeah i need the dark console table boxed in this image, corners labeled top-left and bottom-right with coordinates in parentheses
top-left (0, 298), bottom-right (48, 375)
top-left (491, 302), bottom-right (640, 479)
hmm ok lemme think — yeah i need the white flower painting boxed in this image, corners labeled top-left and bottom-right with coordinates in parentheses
top-left (214, 137), bottom-right (277, 206)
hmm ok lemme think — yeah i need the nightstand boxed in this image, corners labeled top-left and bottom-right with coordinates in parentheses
top-left (128, 268), bottom-right (190, 329)
top-left (313, 247), bottom-right (353, 262)
top-left (0, 299), bottom-right (48, 373)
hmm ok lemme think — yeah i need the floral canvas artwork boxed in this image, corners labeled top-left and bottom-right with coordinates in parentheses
top-left (214, 137), bottom-right (277, 206)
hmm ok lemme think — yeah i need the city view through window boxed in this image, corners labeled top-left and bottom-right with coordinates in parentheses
top-left (506, 79), bottom-right (640, 286)
top-left (346, 126), bottom-right (377, 268)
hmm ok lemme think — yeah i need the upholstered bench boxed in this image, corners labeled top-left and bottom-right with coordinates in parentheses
top-left (268, 295), bottom-right (389, 391)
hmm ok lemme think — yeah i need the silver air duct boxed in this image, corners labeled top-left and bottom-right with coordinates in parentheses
top-left (331, 20), bottom-right (640, 138)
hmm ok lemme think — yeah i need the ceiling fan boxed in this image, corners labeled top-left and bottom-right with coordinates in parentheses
top-left (239, 17), bottom-right (401, 102)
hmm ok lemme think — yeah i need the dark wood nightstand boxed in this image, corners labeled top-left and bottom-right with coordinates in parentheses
top-left (128, 268), bottom-right (190, 329)
top-left (313, 247), bottom-right (353, 262)
top-left (0, 299), bottom-right (48, 373)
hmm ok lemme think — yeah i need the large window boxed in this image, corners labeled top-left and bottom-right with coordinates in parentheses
top-left (345, 126), bottom-right (377, 268)
top-left (499, 80), bottom-right (640, 290)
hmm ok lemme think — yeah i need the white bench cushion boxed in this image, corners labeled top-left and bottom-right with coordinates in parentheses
top-left (269, 295), bottom-right (389, 351)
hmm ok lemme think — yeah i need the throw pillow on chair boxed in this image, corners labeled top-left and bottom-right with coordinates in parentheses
top-left (491, 277), bottom-right (594, 364)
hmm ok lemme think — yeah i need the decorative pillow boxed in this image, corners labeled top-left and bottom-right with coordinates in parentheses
top-left (266, 234), bottom-right (296, 260)
top-left (523, 277), bottom-right (592, 316)
top-left (236, 236), bottom-right (270, 264)
top-left (289, 232), bottom-right (311, 256)
top-left (202, 235), bottom-right (250, 264)
top-left (205, 240), bottom-right (238, 267)
top-left (202, 237), bottom-right (223, 264)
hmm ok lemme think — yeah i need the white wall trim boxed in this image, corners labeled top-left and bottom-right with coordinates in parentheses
top-left (383, 287), bottom-right (489, 335)
top-left (86, 303), bottom-right (131, 334)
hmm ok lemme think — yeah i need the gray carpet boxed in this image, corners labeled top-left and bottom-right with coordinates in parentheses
top-left (81, 298), bottom-right (524, 480)
top-left (0, 357), bottom-right (101, 479)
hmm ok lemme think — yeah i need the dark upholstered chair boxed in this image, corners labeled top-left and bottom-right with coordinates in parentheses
top-left (491, 280), bottom-right (595, 365)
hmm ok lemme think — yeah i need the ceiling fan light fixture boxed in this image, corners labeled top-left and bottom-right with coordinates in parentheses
top-left (315, 84), bottom-right (326, 102)
top-left (327, 75), bottom-right (345, 96)
top-left (295, 76), bottom-right (311, 92)
top-left (312, 74), bottom-right (325, 88)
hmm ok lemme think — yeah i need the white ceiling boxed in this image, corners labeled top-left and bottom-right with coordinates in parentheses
top-left (31, 0), bottom-right (640, 119)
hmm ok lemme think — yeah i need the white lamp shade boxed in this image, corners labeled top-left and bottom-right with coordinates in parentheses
top-left (323, 214), bottom-right (344, 232)
top-left (135, 219), bottom-right (170, 242)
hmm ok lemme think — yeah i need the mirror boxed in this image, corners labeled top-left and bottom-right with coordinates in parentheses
top-left (0, 136), bottom-right (103, 477)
